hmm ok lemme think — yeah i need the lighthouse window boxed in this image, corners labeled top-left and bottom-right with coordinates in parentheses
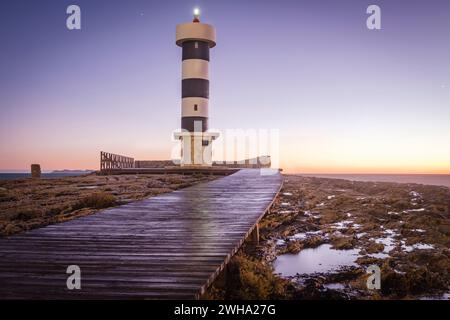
top-left (194, 104), bottom-right (198, 111)
top-left (202, 140), bottom-right (209, 146)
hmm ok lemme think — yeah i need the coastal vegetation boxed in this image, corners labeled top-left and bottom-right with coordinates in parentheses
top-left (208, 175), bottom-right (450, 300)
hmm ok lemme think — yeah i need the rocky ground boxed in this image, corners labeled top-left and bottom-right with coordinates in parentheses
top-left (0, 173), bottom-right (217, 236)
top-left (208, 175), bottom-right (450, 300)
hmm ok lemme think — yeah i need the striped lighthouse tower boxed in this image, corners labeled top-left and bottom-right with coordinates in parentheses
top-left (174, 9), bottom-right (219, 166)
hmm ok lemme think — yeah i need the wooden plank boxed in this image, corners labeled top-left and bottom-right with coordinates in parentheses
top-left (0, 169), bottom-right (282, 299)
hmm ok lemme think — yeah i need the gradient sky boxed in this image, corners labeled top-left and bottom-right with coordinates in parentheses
top-left (0, 0), bottom-right (449, 173)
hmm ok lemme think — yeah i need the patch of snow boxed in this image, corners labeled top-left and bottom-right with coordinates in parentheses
top-left (316, 202), bottom-right (325, 207)
top-left (327, 195), bottom-right (335, 200)
top-left (384, 229), bottom-right (397, 236)
top-left (281, 202), bottom-right (290, 207)
top-left (368, 252), bottom-right (390, 259)
top-left (394, 269), bottom-right (406, 275)
top-left (356, 232), bottom-right (367, 239)
top-left (409, 191), bottom-right (421, 198)
top-left (330, 220), bottom-right (361, 230)
top-left (324, 283), bottom-right (346, 291)
top-left (403, 208), bottom-right (425, 213)
top-left (331, 231), bottom-right (343, 237)
top-left (414, 243), bottom-right (434, 250)
top-left (282, 192), bottom-right (292, 196)
top-left (419, 292), bottom-right (450, 300)
top-left (387, 211), bottom-right (400, 215)
top-left (412, 229), bottom-right (426, 233)
top-left (291, 233), bottom-right (307, 240)
top-left (401, 241), bottom-right (434, 252)
top-left (289, 230), bottom-right (323, 241)
top-left (78, 185), bottom-right (99, 189)
top-left (331, 220), bottom-right (354, 230)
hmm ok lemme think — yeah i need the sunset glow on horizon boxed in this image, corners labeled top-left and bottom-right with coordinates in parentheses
top-left (1, 0), bottom-right (449, 174)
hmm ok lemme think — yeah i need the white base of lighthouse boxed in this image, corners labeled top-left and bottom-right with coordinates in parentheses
top-left (174, 132), bottom-right (219, 166)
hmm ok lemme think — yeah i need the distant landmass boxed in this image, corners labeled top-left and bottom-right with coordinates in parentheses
top-left (51, 169), bottom-right (93, 173)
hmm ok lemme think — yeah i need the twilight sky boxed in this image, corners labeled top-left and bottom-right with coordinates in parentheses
top-left (0, 0), bottom-right (449, 173)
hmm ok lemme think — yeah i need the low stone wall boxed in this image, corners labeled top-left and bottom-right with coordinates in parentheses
top-left (213, 156), bottom-right (271, 168)
top-left (134, 160), bottom-right (174, 168)
top-left (134, 156), bottom-right (271, 169)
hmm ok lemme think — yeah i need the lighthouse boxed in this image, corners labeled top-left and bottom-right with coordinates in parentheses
top-left (174, 8), bottom-right (219, 166)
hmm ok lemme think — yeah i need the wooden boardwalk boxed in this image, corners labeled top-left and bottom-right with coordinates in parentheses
top-left (0, 169), bottom-right (282, 299)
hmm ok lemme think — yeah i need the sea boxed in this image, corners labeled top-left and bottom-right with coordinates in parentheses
top-left (298, 174), bottom-right (450, 187)
top-left (0, 172), bottom-right (92, 180)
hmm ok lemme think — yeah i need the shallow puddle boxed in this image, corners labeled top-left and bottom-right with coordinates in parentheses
top-left (419, 292), bottom-right (450, 300)
top-left (274, 244), bottom-right (360, 277)
top-left (401, 241), bottom-right (434, 252)
top-left (324, 283), bottom-right (346, 290)
top-left (77, 185), bottom-right (99, 189)
top-left (331, 220), bottom-right (360, 230)
top-left (290, 230), bottom-right (322, 240)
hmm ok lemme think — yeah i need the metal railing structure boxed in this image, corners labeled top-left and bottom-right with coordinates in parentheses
top-left (100, 151), bottom-right (134, 171)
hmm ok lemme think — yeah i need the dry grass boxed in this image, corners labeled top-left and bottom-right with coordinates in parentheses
top-left (72, 192), bottom-right (117, 210)
top-left (0, 173), bottom-right (217, 236)
top-left (206, 251), bottom-right (293, 300)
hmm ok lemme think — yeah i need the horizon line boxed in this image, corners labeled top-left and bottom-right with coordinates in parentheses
top-left (1, 170), bottom-right (450, 175)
